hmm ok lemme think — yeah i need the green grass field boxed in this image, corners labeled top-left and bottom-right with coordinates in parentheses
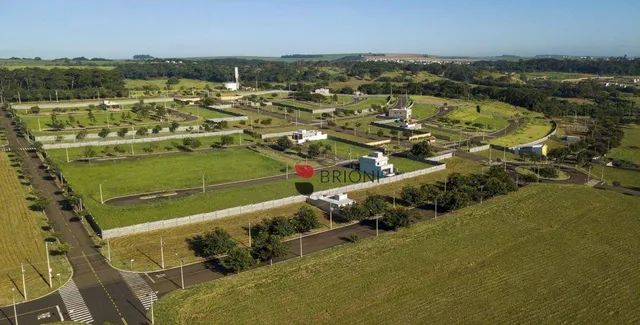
top-left (53, 147), bottom-right (287, 199)
top-left (490, 118), bottom-right (553, 147)
top-left (124, 78), bottom-right (222, 91)
top-left (153, 184), bottom-right (640, 324)
top-left (176, 106), bottom-right (236, 119)
top-left (608, 124), bottom-right (640, 165)
top-left (411, 103), bottom-right (438, 119)
top-left (0, 152), bottom-right (71, 305)
top-left (22, 109), bottom-right (164, 133)
top-left (589, 164), bottom-right (640, 189)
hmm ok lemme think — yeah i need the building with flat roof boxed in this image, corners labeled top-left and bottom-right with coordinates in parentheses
top-left (291, 129), bottom-right (327, 144)
top-left (359, 151), bottom-right (394, 177)
top-left (516, 144), bottom-right (548, 157)
top-left (98, 100), bottom-right (121, 110)
top-left (388, 108), bottom-right (412, 120)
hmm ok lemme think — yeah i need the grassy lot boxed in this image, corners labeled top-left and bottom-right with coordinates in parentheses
top-left (589, 164), bottom-right (640, 189)
top-left (608, 124), bottom-right (640, 165)
top-left (524, 71), bottom-right (599, 82)
top-left (154, 184), bottom-right (640, 324)
top-left (341, 96), bottom-right (387, 111)
top-left (106, 203), bottom-right (332, 271)
top-left (176, 106), bottom-right (236, 120)
top-left (21, 109), bottom-right (165, 132)
top-left (0, 152), bottom-right (71, 305)
top-left (45, 134), bottom-right (255, 161)
top-left (0, 59), bottom-right (117, 70)
top-left (411, 103), bottom-right (438, 119)
top-left (490, 118), bottom-right (553, 147)
top-left (52, 147), bottom-right (287, 200)
top-left (105, 156), bottom-right (476, 271)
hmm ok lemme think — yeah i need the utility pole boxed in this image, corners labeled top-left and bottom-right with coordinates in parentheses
top-left (299, 233), bottom-right (303, 257)
top-left (248, 222), bottom-right (252, 247)
top-left (107, 239), bottom-right (111, 262)
top-left (285, 164), bottom-right (289, 179)
top-left (375, 217), bottom-right (379, 236)
top-left (179, 256), bottom-right (185, 289)
top-left (55, 90), bottom-right (59, 102)
top-left (160, 237), bottom-right (165, 269)
top-left (21, 263), bottom-right (27, 300)
top-left (329, 203), bottom-right (333, 230)
top-left (99, 184), bottom-right (104, 204)
top-left (12, 288), bottom-right (18, 325)
top-left (65, 147), bottom-right (69, 163)
top-left (46, 242), bottom-right (52, 288)
top-left (202, 173), bottom-right (205, 193)
top-left (434, 198), bottom-right (438, 218)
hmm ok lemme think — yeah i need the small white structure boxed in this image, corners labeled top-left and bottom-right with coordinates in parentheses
top-left (314, 88), bottom-right (331, 96)
top-left (401, 121), bottom-right (422, 130)
top-left (389, 108), bottom-right (412, 120)
top-left (98, 100), bottom-right (121, 110)
top-left (292, 129), bottom-right (327, 144)
top-left (308, 193), bottom-right (355, 215)
top-left (359, 151), bottom-right (395, 177)
top-left (224, 67), bottom-right (240, 91)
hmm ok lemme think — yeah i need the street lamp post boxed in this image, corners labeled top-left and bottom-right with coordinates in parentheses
top-left (12, 288), bottom-right (18, 325)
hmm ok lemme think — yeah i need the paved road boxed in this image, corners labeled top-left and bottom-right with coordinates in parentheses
top-left (0, 111), bottom-right (149, 324)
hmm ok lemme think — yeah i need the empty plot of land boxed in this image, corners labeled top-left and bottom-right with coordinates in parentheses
top-left (608, 124), bottom-right (640, 165)
top-left (154, 184), bottom-right (640, 324)
top-left (490, 118), bottom-right (553, 147)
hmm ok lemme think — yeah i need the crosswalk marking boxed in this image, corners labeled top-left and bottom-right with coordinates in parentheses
top-left (120, 272), bottom-right (157, 310)
top-left (58, 279), bottom-right (94, 324)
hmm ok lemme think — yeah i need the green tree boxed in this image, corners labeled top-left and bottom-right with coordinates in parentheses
top-left (292, 206), bottom-right (319, 233)
top-left (221, 247), bottom-right (255, 273)
top-left (276, 136), bottom-right (293, 151)
top-left (152, 125), bottom-right (162, 134)
top-left (30, 195), bottom-right (49, 211)
top-left (410, 141), bottom-right (433, 158)
top-left (195, 228), bottom-right (237, 257)
top-left (117, 128), bottom-right (128, 138)
top-left (220, 135), bottom-right (234, 147)
top-left (252, 234), bottom-right (288, 265)
top-left (400, 185), bottom-right (426, 207)
top-left (308, 143), bottom-right (321, 158)
top-left (76, 130), bottom-right (88, 140)
top-left (98, 127), bottom-right (110, 139)
top-left (169, 121), bottom-right (180, 133)
top-left (362, 195), bottom-right (387, 217)
top-left (381, 207), bottom-right (411, 230)
top-left (136, 127), bottom-right (148, 137)
top-left (82, 146), bottom-right (97, 158)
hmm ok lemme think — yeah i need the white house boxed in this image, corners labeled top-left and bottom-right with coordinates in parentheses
top-left (516, 144), bottom-right (548, 157)
top-left (292, 129), bottom-right (327, 144)
top-left (314, 88), bottom-right (331, 96)
top-left (308, 193), bottom-right (355, 215)
top-left (359, 151), bottom-right (395, 177)
top-left (389, 108), bottom-right (412, 120)
top-left (400, 121), bottom-right (422, 130)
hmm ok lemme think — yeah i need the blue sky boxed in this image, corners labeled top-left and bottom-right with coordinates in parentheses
top-left (0, 0), bottom-right (638, 59)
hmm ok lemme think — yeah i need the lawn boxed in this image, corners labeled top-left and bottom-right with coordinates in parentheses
top-left (608, 124), bottom-right (640, 165)
top-left (589, 164), bottom-right (640, 189)
top-left (0, 152), bottom-right (71, 305)
top-left (153, 184), bottom-right (640, 324)
top-left (125, 78), bottom-right (222, 91)
top-left (490, 118), bottom-right (553, 147)
top-left (177, 106), bottom-right (236, 120)
top-left (411, 103), bottom-right (438, 119)
top-left (53, 147), bottom-right (287, 200)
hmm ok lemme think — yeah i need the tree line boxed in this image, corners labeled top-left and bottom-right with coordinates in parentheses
top-left (0, 68), bottom-right (126, 102)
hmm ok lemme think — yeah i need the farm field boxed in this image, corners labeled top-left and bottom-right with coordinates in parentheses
top-left (524, 71), bottom-right (600, 82)
top-left (124, 78), bottom-right (222, 91)
top-left (0, 59), bottom-right (118, 70)
top-left (105, 203), bottom-right (332, 271)
top-left (608, 124), bottom-right (640, 165)
top-left (153, 184), bottom-right (640, 324)
top-left (490, 118), bottom-right (553, 147)
top-left (0, 151), bottom-right (71, 305)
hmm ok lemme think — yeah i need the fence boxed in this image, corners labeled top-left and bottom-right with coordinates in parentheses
top-left (42, 129), bottom-right (243, 149)
top-left (426, 151), bottom-right (454, 162)
top-left (12, 97), bottom-right (173, 110)
top-left (101, 162), bottom-right (448, 238)
top-left (206, 116), bottom-right (248, 123)
top-left (469, 144), bottom-right (490, 153)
